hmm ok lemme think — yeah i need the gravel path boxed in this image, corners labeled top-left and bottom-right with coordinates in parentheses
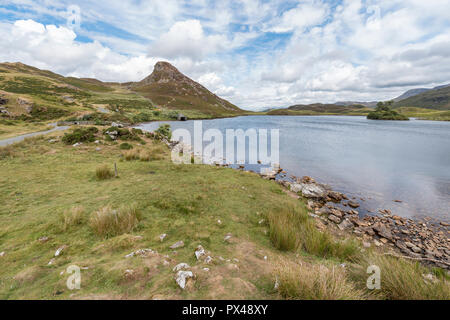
top-left (0, 123), bottom-right (69, 147)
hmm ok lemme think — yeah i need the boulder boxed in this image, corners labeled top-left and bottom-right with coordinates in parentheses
top-left (38, 236), bottom-right (49, 243)
top-left (327, 191), bottom-right (344, 202)
top-left (290, 184), bottom-right (303, 193)
top-left (372, 223), bottom-right (393, 240)
top-left (175, 270), bottom-right (194, 290)
top-left (54, 245), bottom-right (68, 257)
top-left (170, 241), bottom-right (184, 249)
top-left (194, 245), bottom-right (206, 260)
top-left (301, 184), bottom-right (327, 199)
top-left (224, 233), bottom-right (232, 242)
top-left (173, 263), bottom-right (190, 272)
top-left (347, 201), bottom-right (360, 208)
top-left (338, 219), bottom-right (354, 231)
top-left (125, 248), bottom-right (156, 258)
top-left (405, 242), bottom-right (422, 253)
top-left (317, 206), bottom-right (333, 216)
top-left (111, 122), bottom-right (124, 128)
top-left (328, 215), bottom-right (341, 224)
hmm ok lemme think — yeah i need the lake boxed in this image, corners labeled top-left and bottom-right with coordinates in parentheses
top-left (137, 116), bottom-right (450, 222)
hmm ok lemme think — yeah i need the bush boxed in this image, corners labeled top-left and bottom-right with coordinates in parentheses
top-left (89, 205), bottom-right (141, 237)
top-left (367, 101), bottom-right (409, 121)
top-left (131, 128), bottom-right (143, 136)
top-left (62, 127), bottom-right (98, 145)
top-left (266, 204), bottom-right (361, 261)
top-left (96, 165), bottom-right (115, 180)
top-left (274, 259), bottom-right (365, 300)
top-left (155, 124), bottom-right (171, 140)
top-left (119, 143), bottom-right (133, 150)
top-left (61, 206), bottom-right (85, 231)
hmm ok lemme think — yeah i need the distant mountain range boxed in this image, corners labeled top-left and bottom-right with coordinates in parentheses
top-left (270, 83), bottom-right (450, 114)
top-left (267, 103), bottom-right (372, 116)
top-left (393, 84), bottom-right (450, 110)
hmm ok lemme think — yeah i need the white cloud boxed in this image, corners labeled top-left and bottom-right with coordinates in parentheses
top-left (148, 20), bottom-right (225, 61)
top-left (265, 0), bottom-right (329, 33)
top-left (1, 0), bottom-right (450, 110)
top-left (0, 19), bottom-right (158, 82)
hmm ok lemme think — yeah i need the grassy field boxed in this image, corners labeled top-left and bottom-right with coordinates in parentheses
top-left (266, 104), bottom-right (372, 116)
top-left (0, 127), bottom-right (448, 300)
top-left (395, 107), bottom-right (450, 121)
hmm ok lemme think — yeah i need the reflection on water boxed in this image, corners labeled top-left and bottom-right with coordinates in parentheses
top-left (137, 116), bottom-right (450, 221)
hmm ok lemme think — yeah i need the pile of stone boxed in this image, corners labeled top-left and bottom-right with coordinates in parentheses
top-left (281, 176), bottom-right (450, 270)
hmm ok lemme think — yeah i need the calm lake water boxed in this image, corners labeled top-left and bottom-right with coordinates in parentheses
top-left (137, 116), bottom-right (450, 222)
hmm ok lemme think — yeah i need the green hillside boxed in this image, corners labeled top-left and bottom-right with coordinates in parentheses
top-left (0, 62), bottom-right (244, 139)
top-left (394, 85), bottom-right (450, 110)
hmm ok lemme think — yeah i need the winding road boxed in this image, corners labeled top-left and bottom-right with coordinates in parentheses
top-left (0, 123), bottom-right (69, 147)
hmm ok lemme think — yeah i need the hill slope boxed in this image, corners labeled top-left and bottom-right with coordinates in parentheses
top-left (394, 85), bottom-right (450, 110)
top-left (0, 61), bottom-right (244, 138)
top-left (131, 62), bottom-right (243, 117)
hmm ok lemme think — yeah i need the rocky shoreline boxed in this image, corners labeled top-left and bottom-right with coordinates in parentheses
top-left (164, 139), bottom-right (450, 270)
top-left (277, 176), bottom-right (449, 270)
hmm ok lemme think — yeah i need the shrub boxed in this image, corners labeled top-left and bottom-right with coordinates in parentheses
top-left (62, 127), bottom-right (98, 145)
top-left (119, 143), bottom-right (133, 150)
top-left (155, 124), bottom-right (171, 140)
top-left (96, 165), bottom-right (115, 180)
top-left (61, 206), bottom-right (85, 231)
top-left (131, 128), bottom-right (143, 136)
top-left (274, 259), bottom-right (365, 300)
top-left (266, 204), bottom-right (361, 261)
top-left (89, 205), bottom-right (141, 237)
top-left (349, 254), bottom-right (450, 300)
top-left (367, 101), bottom-right (409, 121)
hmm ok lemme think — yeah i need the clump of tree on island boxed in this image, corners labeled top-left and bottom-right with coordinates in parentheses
top-left (367, 101), bottom-right (409, 120)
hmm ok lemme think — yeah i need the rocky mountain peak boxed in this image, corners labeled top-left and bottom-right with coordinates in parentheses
top-left (140, 61), bottom-right (192, 86)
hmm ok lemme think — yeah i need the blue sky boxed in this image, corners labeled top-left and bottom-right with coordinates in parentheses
top-left (0, 0), bottom-right (449, 110)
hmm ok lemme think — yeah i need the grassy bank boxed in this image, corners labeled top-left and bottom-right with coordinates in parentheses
top-left (0, 129), bottom-right (448, 300)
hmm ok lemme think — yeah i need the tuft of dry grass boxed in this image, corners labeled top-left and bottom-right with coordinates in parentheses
top-left (349, 254), bottom-right (450, 300)
top-left (95, 165), bottom-right (115, 180)
top-left (61, 206), bottom-right (85, 231)
top-left (0, 145), bottom-right (17, 159)
top-left (274, 259), bottom-right (365, 300)
top-left (123, 149), bottom-right (140, 161)
top-left (89, 204), bottom-right (141, 238)
top-left (139, 150), bottom-right (151, 162)
top-left (266, 204), bottom-right (361, 262)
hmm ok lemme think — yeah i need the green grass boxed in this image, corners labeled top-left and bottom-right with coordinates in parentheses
top-left (274, 259), bottom-right (366, 300)
top-left (0, 127), bottom-right (448, 300)
top-left (0, 134), bottom-right (309, 299)
top-left (349, 254), bottom-right (450, 300)
top-left (396, 107), bottom-right (450, 121)
top-left (266, 205), bottom-right (361, 262)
